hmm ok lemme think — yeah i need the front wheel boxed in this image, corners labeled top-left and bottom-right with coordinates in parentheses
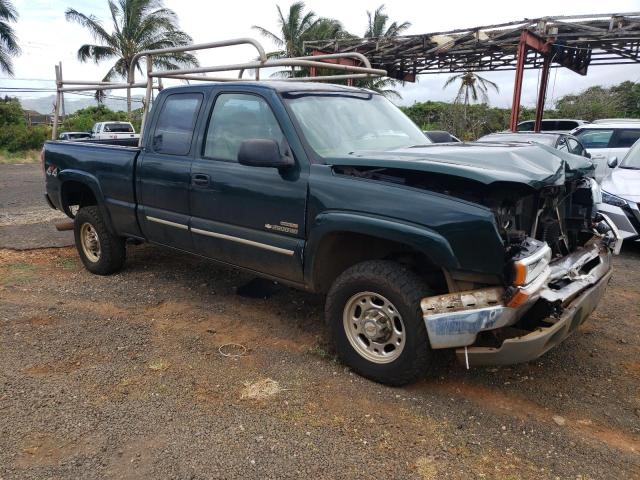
top-left (73, 206), bottom-right (126, 275)
top-left (325, 260), bottom-right (434, 386)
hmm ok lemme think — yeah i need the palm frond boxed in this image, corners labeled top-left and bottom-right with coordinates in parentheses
top-left (252, 25), bottom-right (284, 48)
top-left (65, 9), bottom-right (114, 47)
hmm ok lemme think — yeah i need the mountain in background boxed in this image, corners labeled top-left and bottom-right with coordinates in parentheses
top-left (19, 95), bottom-right (144, 114)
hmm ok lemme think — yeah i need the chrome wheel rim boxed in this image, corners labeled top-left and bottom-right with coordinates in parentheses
top-left (343, 291), bottom-right (405, 364)
top-left (80, 222), bottom-right (101, 263)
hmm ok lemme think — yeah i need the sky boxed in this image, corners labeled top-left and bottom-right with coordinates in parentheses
top-left (3, 0), bottom-right (640, 109)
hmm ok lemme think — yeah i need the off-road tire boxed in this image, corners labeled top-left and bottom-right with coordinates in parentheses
top-left (73, 206), bottom-right (126, 275)
top-left (325, 260), bottom-right (434, 386)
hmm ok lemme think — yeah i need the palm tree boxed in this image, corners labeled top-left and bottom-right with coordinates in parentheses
top-left (443, 71), bottom-right (499, 105)
top-left (365, 4), bottom-right (411, 38)
top-left (252, 2), bottom-right (347, 77)
top-left (0, 0), bottom-right (20, 76)
top-left (360, 5), bottom-right (411, 99)
top-left (65, 0), bottom-right (198, 114)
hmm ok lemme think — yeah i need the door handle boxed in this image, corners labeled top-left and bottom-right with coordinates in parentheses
top-left (192, 173), bottom-right (210, 186)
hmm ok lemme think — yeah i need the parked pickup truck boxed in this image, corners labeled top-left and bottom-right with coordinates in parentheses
top-left (43, 82), bottom-right (621, 385)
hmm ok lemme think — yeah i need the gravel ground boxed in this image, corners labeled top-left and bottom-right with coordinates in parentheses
top-left (1, 163), bottom-right (639, 478)
top-left (0, 164), bottom-right (72, 249)
top-left (1, 242), bottom-right (639, 479)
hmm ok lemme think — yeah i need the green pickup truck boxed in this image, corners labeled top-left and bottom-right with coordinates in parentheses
top-left (43, 81), bottom-right (620, 385)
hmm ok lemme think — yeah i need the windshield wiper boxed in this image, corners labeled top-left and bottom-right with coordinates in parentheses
top-left (619, 166), bottom-right (640, 170)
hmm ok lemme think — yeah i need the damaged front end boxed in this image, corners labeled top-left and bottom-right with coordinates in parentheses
top-left (421, 178), bottom-right (622, 367)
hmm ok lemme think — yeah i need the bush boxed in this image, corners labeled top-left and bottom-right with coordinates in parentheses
top-left (0, 98), bottom-right (26, 126)
top-left (0, 124), bottom-right (51, 152)
top-left (61, 105), bottom-right (142, 133)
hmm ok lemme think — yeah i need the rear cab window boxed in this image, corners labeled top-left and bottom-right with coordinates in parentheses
top-left (152, 93), bottom-right (203, 155)
top-left (104, 123), bottom-right (134, 133)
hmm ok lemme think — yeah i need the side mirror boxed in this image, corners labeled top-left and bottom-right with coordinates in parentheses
top-left (607, 156), bottom-right (619, 168)
top-left (238, 139), bottom-right (293, 169)
top-left (584, 151), bottom-right (591, 159)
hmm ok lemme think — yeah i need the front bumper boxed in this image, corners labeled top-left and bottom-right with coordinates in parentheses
top-left (421, 235), bottom-right (616, 366)
top-left (597, 201), bottom-right (640, 241)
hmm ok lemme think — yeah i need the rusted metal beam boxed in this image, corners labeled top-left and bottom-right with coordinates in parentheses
top-left (534, 55), bottom-right (551, 132)
top-left (510, 32), bottom-right (528, 132)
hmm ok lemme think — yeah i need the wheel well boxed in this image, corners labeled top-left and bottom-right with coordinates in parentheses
top-left (60, 181), bottom-right (97, 217)
top-left (311, 232), bottom-right (446, 293)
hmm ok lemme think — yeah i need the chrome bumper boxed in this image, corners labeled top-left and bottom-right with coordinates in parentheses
top-left (422, 236), bottom-right (615, 352)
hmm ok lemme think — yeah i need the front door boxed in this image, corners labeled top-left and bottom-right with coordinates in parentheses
top-left (189, 91), bottom-right (308, 283)
top-left (137, 91), bottom-right (204, 251)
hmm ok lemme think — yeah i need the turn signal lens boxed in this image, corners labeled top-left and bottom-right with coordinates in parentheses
top-left (513, 262), bottom-right (527, 286)
top-left (507, 289), bottom-right (529, 308)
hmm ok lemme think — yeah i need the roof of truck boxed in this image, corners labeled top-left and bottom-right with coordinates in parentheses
top-left (162, 81), bottom-right (374, 94)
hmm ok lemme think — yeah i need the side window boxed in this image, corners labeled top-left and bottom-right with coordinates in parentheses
top-left (518, 121), bottom-right (533, 132)
top-left (557, 121), bottom-right (578, 131)
top-left (567, 138), bottom-right (583, 155)
top-left (152, 93), bottom-right (203, 155)
top-left (204, 93), bottom-right (284, 161)
top-left (574, 129), bottom-right (614, 149)
top-left (557, 137), bottom-right (568, 151)
top-left (611, 129), bottom-right (640, 149)
top-left (540, 120), bottom-right (557, 131)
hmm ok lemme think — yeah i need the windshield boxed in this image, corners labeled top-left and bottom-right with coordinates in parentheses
top-left (621, 139), bottom-right (640, 169)
top-left (285, 93), bottom-right (429, 158)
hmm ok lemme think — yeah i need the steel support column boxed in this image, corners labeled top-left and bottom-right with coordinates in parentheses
top-left (534, 55), bottom-right (551, 132)
top-left (509, 34), bottom-right (528, 132)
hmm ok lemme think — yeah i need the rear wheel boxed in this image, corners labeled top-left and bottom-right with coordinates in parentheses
top-left (73, 206), bottom-right (125, 275)
top-left (325, 260), bottom-right (433, 386)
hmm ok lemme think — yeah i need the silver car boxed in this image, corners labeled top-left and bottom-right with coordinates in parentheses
top-left (598, 139), bottom-right (640, 241)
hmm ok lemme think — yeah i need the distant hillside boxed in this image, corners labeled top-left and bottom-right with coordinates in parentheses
top-left (19, 95), bottom-right (144, 114)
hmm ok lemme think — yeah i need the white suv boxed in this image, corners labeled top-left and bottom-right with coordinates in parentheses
top-left (572, 122), bottom-right (640, 181)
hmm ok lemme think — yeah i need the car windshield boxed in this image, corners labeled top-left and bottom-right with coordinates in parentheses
top-left (477, 134), bottom-right (557, 146)
top-left (621, 139), bottom-right (640, 169)
top-left (285, 93), bottom-right (429, 158)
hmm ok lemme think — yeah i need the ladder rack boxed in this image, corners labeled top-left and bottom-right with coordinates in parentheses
top-left (52, 37), bottom-right (386, 145)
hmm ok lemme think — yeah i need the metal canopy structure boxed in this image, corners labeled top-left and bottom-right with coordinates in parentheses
top-left (306, 12), bottom-right (640, 132)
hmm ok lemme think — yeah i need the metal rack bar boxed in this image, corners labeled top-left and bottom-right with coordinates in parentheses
top-left (51, 37), bottom-right (387, 144)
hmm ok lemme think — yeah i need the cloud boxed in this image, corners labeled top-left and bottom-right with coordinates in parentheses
top-left (3, 0), bottom-right (639, 110)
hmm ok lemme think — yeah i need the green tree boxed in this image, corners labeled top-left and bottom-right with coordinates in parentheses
top-left (252, 1), bottom-right (347, 77)
top-left (0, 96), bottom-right (24, 126)
top-left (365, 4), bottom-right (410, 38)
top-left (65, 0), bottom-right (198, 114)
top-left (0, 0), bottom-right (20, 75)
top-left (360, 5), bottom-right (411, 100)
top-left (61, 105), bottom-right (142, 133)
top-left (443, 71), bottom-right (499, 105)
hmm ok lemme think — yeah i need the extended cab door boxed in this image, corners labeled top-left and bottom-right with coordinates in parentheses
top-left (189, 89), bottom-right (308, 283)
top-left (137, 91), bottom-right (204, 251)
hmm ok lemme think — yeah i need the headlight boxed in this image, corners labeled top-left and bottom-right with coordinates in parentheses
top-left (513, 243), bottom-right (552, 286)
top-left (601, 190), bottom-right (627, 208)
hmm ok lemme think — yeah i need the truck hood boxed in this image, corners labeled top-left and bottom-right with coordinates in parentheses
top-left (326, 143), bottom-right (594, 190)
top-left (601, 167), bottom-right (640, 201)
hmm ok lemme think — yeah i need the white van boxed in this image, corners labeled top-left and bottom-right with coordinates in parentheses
top-left (91, 121), bottom-right (139, 140)
top-left (572, 122), bottom-right (640, 181)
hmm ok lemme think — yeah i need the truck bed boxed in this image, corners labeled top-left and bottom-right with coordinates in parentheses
top-left (44, 140), bottom-right (143, 238)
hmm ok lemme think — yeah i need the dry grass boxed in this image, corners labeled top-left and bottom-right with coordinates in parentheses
top-left (240, 378), bottom-right (281, 400)
top-left (0, 149), bottom-right (41, 165)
